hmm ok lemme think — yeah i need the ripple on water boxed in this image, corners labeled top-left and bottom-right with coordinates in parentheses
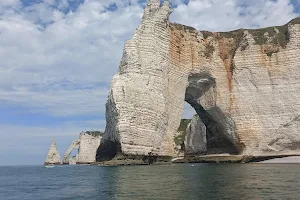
top-left (0, 164), bottom-right (299, 200)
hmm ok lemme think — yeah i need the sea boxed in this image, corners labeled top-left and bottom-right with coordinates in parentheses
top-left (0, 163), bottom-right (299, 200)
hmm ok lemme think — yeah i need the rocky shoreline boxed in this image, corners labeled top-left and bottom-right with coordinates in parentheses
top-left (172, 154), bottom-right (300, 164)
top-left (91, 154), bottom-right (300, 166)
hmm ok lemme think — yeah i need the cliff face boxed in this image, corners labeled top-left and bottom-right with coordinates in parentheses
top-left (98, 0), bottom-right (300, 161)
top-left (77, 133), bottom-right (101, 163)
top-left (45, 138), bottom-right (61, 165)
top-left (64, 132), bottom-right (102, 164)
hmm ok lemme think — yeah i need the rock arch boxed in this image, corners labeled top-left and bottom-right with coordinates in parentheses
top-left (64, 132), bottom-right (102, 164)
top-left (63, 139), bottom-right (80, 164)
top-left (184, 73), bottom-right (238, 155)
top-left (97, 0), bottom-right (300, 163)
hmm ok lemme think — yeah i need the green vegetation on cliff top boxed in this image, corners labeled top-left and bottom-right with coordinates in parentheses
top-left (207, 17), bottom-right (299, 48)
top-left (83, 131), bottom-right (104, 137)
top-left (172, 17), bottom-right (300, 57)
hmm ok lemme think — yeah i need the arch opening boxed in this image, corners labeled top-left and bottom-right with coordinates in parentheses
top-left (183, 73), bottom-right (238, 156)
top-left (70, 148), bottom-right (79, 158)
top-left (63, 139), bottom-right (80, 164)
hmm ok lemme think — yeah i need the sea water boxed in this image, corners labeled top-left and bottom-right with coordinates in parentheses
top-left (0, 164), bottom-right (299, 200)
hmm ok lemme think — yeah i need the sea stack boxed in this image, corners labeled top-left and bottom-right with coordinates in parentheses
top-left (97, 0), bottom-right (300, 163)
top-left (44, 138), bottom-right (61, 165)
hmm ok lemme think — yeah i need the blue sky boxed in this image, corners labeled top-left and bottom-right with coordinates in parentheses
top-left (0, 0), bottom-right (299, 166)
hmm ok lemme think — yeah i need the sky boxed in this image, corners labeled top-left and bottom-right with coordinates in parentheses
top-left (0, 0), bottom-right (299, 166)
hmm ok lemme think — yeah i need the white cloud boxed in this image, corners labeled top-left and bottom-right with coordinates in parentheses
top-left (0, 0), bottom-right (143, 116)
top-left (171, 0), bottom-right (298, 31)
top-left (21, 2), bottom-right (65, 24)
top-left (0, 0), bottom-right (20, 6)
top-left (0, 0), bottom-right (21, 14)
top-left (0, 0), bottom-right (298, 118)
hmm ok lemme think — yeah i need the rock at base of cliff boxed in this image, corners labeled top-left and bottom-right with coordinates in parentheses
top-left (185, 115), bottom-right (207, 156)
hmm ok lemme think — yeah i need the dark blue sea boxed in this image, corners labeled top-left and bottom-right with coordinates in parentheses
top-left (1, 163), bottom-right (299, 200)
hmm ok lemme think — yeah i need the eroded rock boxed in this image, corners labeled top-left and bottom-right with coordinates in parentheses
top-left (98, 0), bottom-right (300, 162)
top-left (45, 138), bottom-right (61, 165)
top-left (64, 131), bottom-right (102, 164)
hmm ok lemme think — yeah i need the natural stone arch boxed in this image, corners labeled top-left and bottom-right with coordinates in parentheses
top-left (64, 132), bottom-right (102, 164)
top-left (96, 0), bottom-right (300, 163)
top-left (63, 139), bottom-right (80, 164)
top-left (184, 73), bottom-right (238, 155)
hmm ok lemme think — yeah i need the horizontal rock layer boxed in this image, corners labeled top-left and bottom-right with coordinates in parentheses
top-left (98, 0), bottom-right (300, 161)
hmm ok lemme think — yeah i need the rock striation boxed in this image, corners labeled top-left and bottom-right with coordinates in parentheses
top-left (64, 131), bottom-right (102, 164)
top-left (45, 138), bottom-right (61, 165)
top-left (97, 0), bottom-right (300, 162)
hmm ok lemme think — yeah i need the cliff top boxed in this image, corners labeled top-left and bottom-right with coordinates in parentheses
top-left (171, 17), bottom-right (300, 49)
top-left (81, 131), bottom-right (104, 137)
top-left (170, 17), bottom-right (300, 58)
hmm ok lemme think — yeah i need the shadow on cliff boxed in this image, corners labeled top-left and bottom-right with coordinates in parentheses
top-left (185, 73), bottom-right (239, 155)
top-left (96, 141), bottom-right (121, 162)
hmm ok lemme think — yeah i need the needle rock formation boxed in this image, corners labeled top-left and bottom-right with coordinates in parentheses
top-left (45, 138), bottom-right (61, 165)
top-left (97, 0), bottom-right (300, 163)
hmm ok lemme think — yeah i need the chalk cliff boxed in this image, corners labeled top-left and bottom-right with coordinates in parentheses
top-left (45, 138), bottom-right (61, 165)
top-left (64, 131), bottom-right (102, 164)
top-left (97, 0), bottom-right (300, 162)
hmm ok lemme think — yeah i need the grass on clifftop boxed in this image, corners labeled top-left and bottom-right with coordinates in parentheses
top-left (171, 17), bottom-right (300, 58)
top-left (84, 131), bottom-right (104, 137)
top-left (290, 17), bottom-right (300, 25)
top-left (248, 26), bottom-right (289, 48)
top-left (170, 23), bottom-right (197, 33)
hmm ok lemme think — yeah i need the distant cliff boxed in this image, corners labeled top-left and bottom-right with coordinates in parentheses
top-left (63, 131), bottom-right (102, 164)
top-left (97, 0), bottom-right (300, 163)
top-left (45, 131), bottom-right (103, 165)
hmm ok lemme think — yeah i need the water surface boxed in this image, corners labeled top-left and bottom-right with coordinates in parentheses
top-left (0, 164), bottom-right (299, 200)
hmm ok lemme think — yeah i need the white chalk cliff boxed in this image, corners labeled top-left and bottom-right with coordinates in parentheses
top-left (45, 138), bottom-right (61, 165)
top-left (64, 132), bottom-right (101, 164)
top-left (97, 0), bottom-right (300, 162)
